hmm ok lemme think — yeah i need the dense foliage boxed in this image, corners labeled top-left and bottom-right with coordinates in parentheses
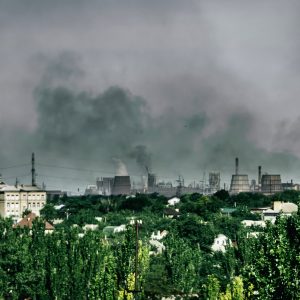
top-left (1, 190), bottom-right (300, 299)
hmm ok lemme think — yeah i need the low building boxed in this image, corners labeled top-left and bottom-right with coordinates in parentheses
top-left (103, 224), bottom-right (127, 235)
top-left (83, 224), bottom-right (98, 231)
top-left (149, 239), bottom-right (165, 255)
top-left (84, 185), bottom-right (99, 195)
top-left (221, 208), bottom-right (237, 216)
top-left (241, 220), bottom-right (266, 228)
top-left (262, 209), bottom-right (280, 222)
top-left (273, 201), bottom-right (298, 215)
top-left (150, 230), bottom-right (168, 240)
top-left (163, 207), bottom-right (180, 218)
top-left (13, 212), bottom-right (54, 233)
top-left (167, 197), bottom-right (180, 206)
top-left (149, 230), bottom-right (168, 255)
top-left (211, 234), bottom-right (231, 253)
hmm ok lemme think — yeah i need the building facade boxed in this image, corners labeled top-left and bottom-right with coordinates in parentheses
top-left (0, 185), bottom-right (47, 222)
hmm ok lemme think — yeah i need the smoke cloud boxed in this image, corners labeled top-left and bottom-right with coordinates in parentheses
top-left (1, 1), bottom-right (300, 190)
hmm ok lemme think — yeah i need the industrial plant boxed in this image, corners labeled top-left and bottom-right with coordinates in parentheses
top-left (0, 153), bottom-right (298, 202)
top-left (85, 157), bottom-right (299, 197)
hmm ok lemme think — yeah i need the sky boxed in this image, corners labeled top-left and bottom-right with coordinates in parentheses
top-left (1, 0), bottom-right (300, 191)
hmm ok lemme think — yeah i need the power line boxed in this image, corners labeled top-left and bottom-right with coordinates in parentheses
top-left (38, 174), bottom-right (93, 182)
top-left (2, 173), bottom-right (31, 180)
top-left (36, 163), bottom-right (115, 175)
top-left (36, 163), bottom-right (204, 183)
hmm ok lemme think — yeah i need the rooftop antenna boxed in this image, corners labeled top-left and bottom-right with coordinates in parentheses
top-left (31, 152), bottom-right (36, 186)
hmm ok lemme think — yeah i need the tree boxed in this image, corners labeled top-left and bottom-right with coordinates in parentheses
top-left (176, 214), bottom-right (215, 251)
top-left (163, 234), bottom-right (202, 296)
top-left (242, 214), bottom-right (300, 299)
top-left (40, 203), bottom-right (58, 222)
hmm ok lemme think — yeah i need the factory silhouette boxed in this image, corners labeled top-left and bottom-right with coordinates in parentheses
top-left (0, 153), bottom-right (296, 198)
top-left (85, 157), bottom-right (296, 197)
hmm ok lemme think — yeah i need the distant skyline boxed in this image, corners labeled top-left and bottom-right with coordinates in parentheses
top-left (1, 0), bottom-right (300, 191)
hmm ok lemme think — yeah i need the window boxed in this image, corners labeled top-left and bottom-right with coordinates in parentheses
top-left (7, 203), bottom-right (10, 208)
top-left (33, 203), bottom-right (36, 208)
top-left (37, 203), bottom-right (40, 208)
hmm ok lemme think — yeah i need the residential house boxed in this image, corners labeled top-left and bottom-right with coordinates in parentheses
top-left (13, 212), bottom-right (54, 234)
top-left (211, 234), bottom-right (231, 253)
top-left (167, 197), bottom-right (180, 206)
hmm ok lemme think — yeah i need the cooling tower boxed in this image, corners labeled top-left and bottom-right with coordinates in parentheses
top-left (261, 175), bottom-right (282, 195)
top-left (229, 175), bottom-right (250, 194)
top-left (112, 176), bottom-right (131, 195)
top-left (229, 158), bottom-right (250, 194)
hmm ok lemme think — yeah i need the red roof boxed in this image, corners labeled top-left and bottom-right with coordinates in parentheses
top-left (13, 212), bottom-right (54, 230)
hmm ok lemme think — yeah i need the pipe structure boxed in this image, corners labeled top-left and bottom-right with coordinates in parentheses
top-left (258, 166), bottom-right (262, 185)
top-left (31, 152), bottom-right (36, 186)
top-left (235, 157), bottom-right (239, 175)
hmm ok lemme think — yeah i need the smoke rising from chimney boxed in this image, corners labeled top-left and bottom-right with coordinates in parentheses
top-left (113, 158), bottom-right (128, 176)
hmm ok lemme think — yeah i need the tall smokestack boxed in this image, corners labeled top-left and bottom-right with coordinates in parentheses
top-left (31, 152), bottom-right (36, 186)
top-left (235, 157), bottom-right (239, 175)
top-left (258, 166), bottom-right (262, 185)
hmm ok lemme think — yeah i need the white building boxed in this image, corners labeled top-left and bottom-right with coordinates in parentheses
top-left (273, 201), bottom-right (298, 215)
top-left (241, 220), bottom-right (266, 228)
top-left (167, 197), bottom-right (180, 206)
top-left (211, 234), bottom-right (231, 253)
top-left (0, 181), bottom-right (47, 222)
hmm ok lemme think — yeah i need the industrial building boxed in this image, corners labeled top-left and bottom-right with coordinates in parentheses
top-left (112, 176), bottom-right (131, 195)
top-left (0, 153), bottom-right (47, 222)
top-left (87, 175), bottom-right (131, 196)
top-left (0, 181), bottom-right (47, 222)
top-left (209, 172), bottom-right (221, 193)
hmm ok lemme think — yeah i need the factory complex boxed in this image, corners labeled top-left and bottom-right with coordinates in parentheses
top-left (85, 157), bottom-right (299, 197)
top-left (0, 152), bottom-right (299, 223)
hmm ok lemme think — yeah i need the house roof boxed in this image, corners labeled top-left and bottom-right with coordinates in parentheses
top-left (242, 220), bottom-right (266, 227)
top-left (264, 208), bottom-right (279, 213)
top-left (279, 202), bottom-right (298, 213)
top-left (13, 212), bottom-right (54, 230)
top-left (0, 185), bottom-right (45, 193)
top-left (221, 208), bottom-right (237, 214)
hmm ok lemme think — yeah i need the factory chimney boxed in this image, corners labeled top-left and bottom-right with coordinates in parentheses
top-left (31, 152), bottom-right (36, 186)
top-left (235, 157), bottom-right (239, 175)
top-left (258, 166), bottom-right (262, 185)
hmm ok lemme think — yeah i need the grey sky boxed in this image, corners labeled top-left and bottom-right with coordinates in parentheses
top-left (0, 0), bottom-right (300, 190)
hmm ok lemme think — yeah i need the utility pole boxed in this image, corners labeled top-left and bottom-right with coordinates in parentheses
top-left (134, 220), bottom-right (139, 297)
top-left (130, 219), bottom-right (142, 299)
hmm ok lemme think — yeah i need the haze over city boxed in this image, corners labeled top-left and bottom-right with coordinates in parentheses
top-left (1, 0), bottom-right (300, 191)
